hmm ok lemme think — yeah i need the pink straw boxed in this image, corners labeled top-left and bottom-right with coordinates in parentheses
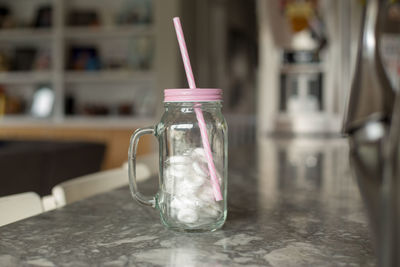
top-left (173, 17), bottom-right (223, 201)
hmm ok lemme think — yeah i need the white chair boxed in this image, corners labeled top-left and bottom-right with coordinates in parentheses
top-left (122, 152), bottom-right (158, 175)
top-left (0, 192), bottom-right (43, 227)
top-left (41, 194), bottom-right (57, 211)
top-left (50, 159), bottom-right (153, 208)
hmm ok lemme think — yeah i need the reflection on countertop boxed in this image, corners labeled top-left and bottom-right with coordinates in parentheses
top-left (0, 137), bottom-right (375, 266)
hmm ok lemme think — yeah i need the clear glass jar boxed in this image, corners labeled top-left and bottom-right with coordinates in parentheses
top-left (128, 89), bottom-right (228, 232)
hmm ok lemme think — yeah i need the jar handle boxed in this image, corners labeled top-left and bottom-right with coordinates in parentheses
top-left (128, 126), bottom-right (157, 208)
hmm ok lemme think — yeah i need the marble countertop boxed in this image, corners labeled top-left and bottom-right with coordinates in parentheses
top-left (0, 138), bottom-right (375, 266)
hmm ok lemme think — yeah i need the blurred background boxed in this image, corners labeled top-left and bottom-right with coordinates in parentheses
top-left (0, 0), bottom-right (398, 197)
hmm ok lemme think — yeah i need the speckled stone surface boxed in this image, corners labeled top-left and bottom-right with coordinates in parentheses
top-left (0, 138), bottom-right (375, 266)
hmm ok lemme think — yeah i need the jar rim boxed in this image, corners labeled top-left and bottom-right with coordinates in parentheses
top-left (164, 88), bottom-right (222, 102)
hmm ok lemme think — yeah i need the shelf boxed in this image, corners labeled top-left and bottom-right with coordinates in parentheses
top-left (0, 115), bottom-right (155, 129)
top-left (63, 116), bottom-right (156, 128)
top-left (64, 25), bottom-right (154, 39)
top-left (0, 28), bottom-right (53, 41)
top-left (0, 71), bottom-right (52, 84)
top-left (0, 26), bottom-right (153, 41)
top-left (281, 64), bottom-right (324, 74)
top-left (65, 70), bottom-right (155, 83)
top-left (0, 115), bottom-right (53, 125)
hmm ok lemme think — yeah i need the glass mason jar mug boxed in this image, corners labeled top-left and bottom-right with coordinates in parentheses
top-left (128, 88), bottom-right (228, 232)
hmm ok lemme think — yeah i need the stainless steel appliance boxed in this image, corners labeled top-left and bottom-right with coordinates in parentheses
top-left (344, 0), bottom-right (399, 266)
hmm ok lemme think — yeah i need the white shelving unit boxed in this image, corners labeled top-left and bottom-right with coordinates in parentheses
top-left (0, 0), bottom-right (180, 128)
top-left (65, 70), bottom-right (154, 83)
top-left (0, 71), bottom-right (52, 84)
top-left (64, 25), bottom-right (154, 39)
top-left (0, 28), bottom-right (53, 41)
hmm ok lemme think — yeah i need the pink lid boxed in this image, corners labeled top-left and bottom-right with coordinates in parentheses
top-left (164, 88), bottom-right (222, 102)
